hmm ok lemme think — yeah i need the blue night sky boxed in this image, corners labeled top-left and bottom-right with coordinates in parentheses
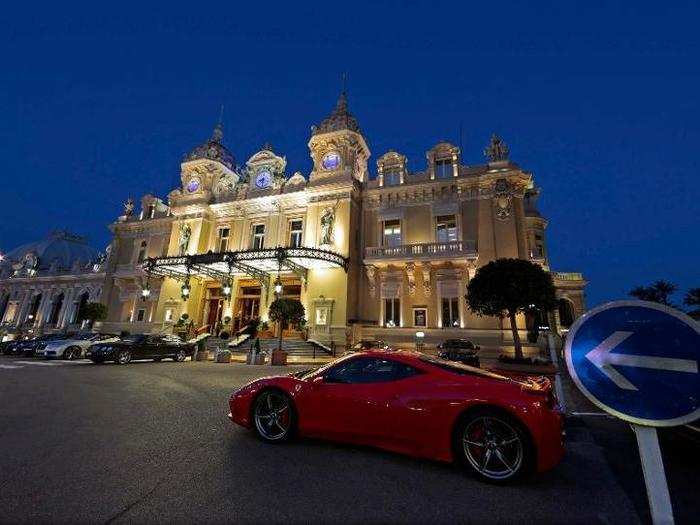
top-left (1, 2), bottom-right (698, 308)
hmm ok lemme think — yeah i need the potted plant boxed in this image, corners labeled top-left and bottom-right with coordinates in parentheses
top-left (267, 298), bottom-right (305, 366)
top-left (215, 348), bottom-right (232, 363)
top-left (174, 313), bottom-right (193, 340)
top-left (194, 333), bottom-right (211, 361)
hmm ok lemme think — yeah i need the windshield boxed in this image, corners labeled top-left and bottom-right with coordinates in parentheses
top-left (121, 335), bottom-right (146, 343)
top-left (418, 354), bottom-right (511, 381)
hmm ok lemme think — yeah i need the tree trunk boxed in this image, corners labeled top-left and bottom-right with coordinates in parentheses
top-left (508, 310), bottom-right (523, 360)
top-left (277, 320), bottom-right (283, 352)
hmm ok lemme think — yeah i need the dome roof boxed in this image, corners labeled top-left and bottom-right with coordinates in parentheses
top-left (3, 231), bottom-right (100, 271)
top-left (183, 123), bottom-right (235, 169)
top-left (312, 92), bottom-right (361, 136)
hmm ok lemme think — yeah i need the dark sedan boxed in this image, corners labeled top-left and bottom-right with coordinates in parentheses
top-left (88, 334), bottom-right (194, 364)
top-left (437, 339), bottom-right (480, 367)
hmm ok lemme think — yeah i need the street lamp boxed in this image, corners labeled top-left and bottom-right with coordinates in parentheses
top-left (274, 275), bottom-right (283, 296)
top-left (141, 282), bottom-right (151, 301)
top-left (181, 279), bottom-right (191, 301)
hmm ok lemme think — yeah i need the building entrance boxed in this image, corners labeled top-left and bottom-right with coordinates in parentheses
top-left (233, 283), bottom-right (261, 333)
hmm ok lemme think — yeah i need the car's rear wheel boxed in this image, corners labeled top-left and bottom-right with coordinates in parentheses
top-left (174, 349), bottom-right (187, 362)
top-left (116, 350), bottom-right (132, 365)
top-left (455, 408), bottom-right (533, 484)
top-left (252, 390), bottom-right (295, 443)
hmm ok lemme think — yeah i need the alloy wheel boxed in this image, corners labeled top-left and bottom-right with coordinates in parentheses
top-left (117, 350), bottom-right (131, 365)
top-left (175, 349), bottom-right (186, 362)
top-left (462, 415), bottom-right (524, 480)
top-left (254, 391), bottom-right (292, 441)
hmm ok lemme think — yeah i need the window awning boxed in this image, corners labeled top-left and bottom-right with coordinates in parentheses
top-left (143, 247), bottom-right (348, 290)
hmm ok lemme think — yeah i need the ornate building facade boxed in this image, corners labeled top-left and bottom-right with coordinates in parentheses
top-left (1, 92), bottom-right (586, 348)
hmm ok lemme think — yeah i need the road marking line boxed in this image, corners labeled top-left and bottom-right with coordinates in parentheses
top-left (0, 364), bottom-right (23, 369)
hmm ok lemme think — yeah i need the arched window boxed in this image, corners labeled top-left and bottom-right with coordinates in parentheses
top-left (558, 298), bottom-right (575, 329)
top-left (49, 293), bottom-right (65, 325)
top-left (27, 293), bottom-right (42, 323)
top-left (137, 240), bottom-right (148, 263)
top-left (0, 293), bottom-right (10, 321)
top-left (73, 291), bottom-right (90, 324)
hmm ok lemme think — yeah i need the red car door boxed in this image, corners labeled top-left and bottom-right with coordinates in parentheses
top-left (300, 357), bottom-right (401, 445)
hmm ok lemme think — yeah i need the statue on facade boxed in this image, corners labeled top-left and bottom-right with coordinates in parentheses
top-left (178, 223), bottom-right (192, 255)
top-left (319, 208), bottom-right (335, 246)
top-left (484, 134), bottom-right (509, 162)
top-left (123, 197), bottom-right (135, 217)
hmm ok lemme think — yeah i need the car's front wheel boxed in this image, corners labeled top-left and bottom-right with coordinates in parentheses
top-left (252, 390), bottom-right (295, 443)
top-left (455, 408), bottom-right (533, 484)
top-left (174, 349), bottom-right (187, 362)
top-left (64, 346), bottom-right (81, 360)
top-left (116, 350), bottom-right (132, 365)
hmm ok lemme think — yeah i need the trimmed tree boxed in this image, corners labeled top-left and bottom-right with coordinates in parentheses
top-left (684, 288), bottom-right (700, 319)
top-left (466, 258), bottom-right (557, 361)
top-left (629, 280), bottom-right (677, 306)
top-left (268, 298), bottom-right (306, 353)
top-left (78, 302), bottom-right (108, 327)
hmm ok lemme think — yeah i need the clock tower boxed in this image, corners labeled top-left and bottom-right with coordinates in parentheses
top-left (308, 91), bottom-right (370, 184)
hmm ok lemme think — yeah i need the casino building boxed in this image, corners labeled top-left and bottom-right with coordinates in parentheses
top-left (1, 92), bottom-right (586, 348)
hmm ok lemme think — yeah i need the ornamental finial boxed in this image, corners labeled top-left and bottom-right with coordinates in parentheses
top-left (123, 197), bottom-right (135, 217)
top-left (484, 134), bottom-right (509, 162)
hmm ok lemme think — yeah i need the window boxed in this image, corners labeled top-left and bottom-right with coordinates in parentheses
top-left (442, 297), bottom-right (460, 327)
top-left (147, 204), bottom-right (156, 219)
top-left (136, 240), bottom-right (148, 263)
top-left (413, 307), bottom-right (427, 327)
top-left (325, 357), bottom-right (419, 384)
top-left (382, 219), bottom-right (401, 247)
top-left (289, 219), bottom-right (303, 248)
top-left (533, 233), bottom-right (545, 258)
top-left (435, 158), bottom-right (452, 179)
top-left (164, 308), bottom-right (174, 322)
top-left (436, 215), bottom-right (458, 243)
top-left (383, 168), bottom-right (400, 186)
top-left (384, 298), bottom-right (400, 327)
top-left (217, 227), bottom-right (230, 252)
top-left (252, 224), bottom-right (265, 249)
top-left (135, 308), bottom-right (146, 322)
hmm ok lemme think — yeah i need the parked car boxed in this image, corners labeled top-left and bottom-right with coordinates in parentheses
top-left (228, 350), bottom-right (564, 483)
top-left (39, 333), bottom-right (120, 360)
top-left (9, 334), bottom-right (68, 357)
top-left (88, 334), bottom-right (194, 364)
top-left (1, 339), bottom-right (22, 355)
top-left (349, 340), bottom-right (391, 352)
top-left (437, 339), bottom-right (480, 367)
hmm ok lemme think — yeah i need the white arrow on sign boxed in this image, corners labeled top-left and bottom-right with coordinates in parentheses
top-left (585, 331), bottom-right (698, 391)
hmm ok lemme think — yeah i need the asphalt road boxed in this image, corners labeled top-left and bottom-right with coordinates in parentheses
top-left (0, 355), bottom-right (695, 524)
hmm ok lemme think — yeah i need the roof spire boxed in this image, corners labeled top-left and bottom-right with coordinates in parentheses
top-left (211, 104), bottom-right (224, 143)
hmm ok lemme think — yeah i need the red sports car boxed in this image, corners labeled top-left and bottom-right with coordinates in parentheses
top-left (228, 350), bottom-right (564, 483)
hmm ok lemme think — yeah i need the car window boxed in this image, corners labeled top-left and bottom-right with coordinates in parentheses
top-left (325, 357), bottom-right (419, 384)
top-left (146, 335), bottom-right (162, 344)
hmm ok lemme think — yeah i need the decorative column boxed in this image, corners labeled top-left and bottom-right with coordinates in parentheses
top-left (365, 265), bottom-right (377, 298)
top-left (405, 263), bottom-right (416, 296)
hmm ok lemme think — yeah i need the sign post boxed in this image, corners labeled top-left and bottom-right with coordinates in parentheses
top-left (564, 300), bottom-right (700, 525)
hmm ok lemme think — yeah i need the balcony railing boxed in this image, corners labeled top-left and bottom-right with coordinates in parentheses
top-left (365, 240), bottom-right (477, 261)
top-left (552, 272), bottom-right (584, 281)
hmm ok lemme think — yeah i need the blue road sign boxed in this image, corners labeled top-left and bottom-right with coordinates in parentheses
top-left (565, 300), bottom-right (700, 427)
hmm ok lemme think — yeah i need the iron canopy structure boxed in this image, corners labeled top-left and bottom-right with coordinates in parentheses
top-left (142, 247), bottom-right (348, 295)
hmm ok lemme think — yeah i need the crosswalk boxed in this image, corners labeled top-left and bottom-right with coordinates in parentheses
top-left (0, 359), bottom-right (88, 370)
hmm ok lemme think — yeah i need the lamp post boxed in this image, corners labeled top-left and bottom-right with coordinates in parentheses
top-left (415, 331), bottom-right (425, 352)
